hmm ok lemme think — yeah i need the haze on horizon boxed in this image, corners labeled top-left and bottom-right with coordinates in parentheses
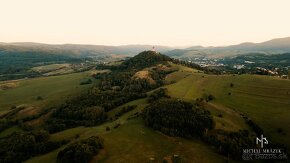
top-left (1, 0), bottom-right (290, 47)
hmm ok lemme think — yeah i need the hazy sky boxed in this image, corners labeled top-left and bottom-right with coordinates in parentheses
top-left (1, 0), bottom-right (290, 46)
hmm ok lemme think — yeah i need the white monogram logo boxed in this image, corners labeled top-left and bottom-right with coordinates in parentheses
top-left (256, 134), bottom-right (268, 148)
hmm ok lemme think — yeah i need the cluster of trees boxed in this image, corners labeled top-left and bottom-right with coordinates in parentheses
top-left (115, 105), bottom-right (137, 119)
top-left (202, 93), bottom-right (215, 102)
top-left (172, 58), bottom-right (223, 75)
top-left (241, 115), bottom-right (264, 135)
top-left (142, 99), bottom-right (214, 138)
top-left (150, 67), bottom-right (177, 86)
top-left (57, 136), bottom-right (104, 163)
top-left (0, 130), bottom-right (68, 163)
top-left (1, 121), bottom-right (32, 135)
top-left (148, 88), bottom-right (170, 103)
top-left (47, 106), bottom-right (107, 133)
top-left (80, 78), bottom-right (92, 85)
top-left (172, 59), bottom-right (202, 70)
top-left (0, 119), bottom-right (16, 133)
top-left (203, 129), bottom-right (254, 160)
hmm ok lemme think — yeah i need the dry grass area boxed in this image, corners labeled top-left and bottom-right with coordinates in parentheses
top-left (31, 64), bottom-right (71, 73)
top-left (14, 106), bottom-right (41, 119)
top-left (155, 64), bottom-right (171, 71)
top-left (133, 70), bottom-right (155, 84)
top-left (110, 54), bottom-right (128, 59)
top-left (90, 69), bottom-right (111, 76)
top-left (25, 111), bottom-right (52, 127)
top-left (0, 82), bottom-right (19, 90)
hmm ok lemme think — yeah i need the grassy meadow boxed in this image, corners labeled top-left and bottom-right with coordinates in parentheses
top-left (164, 67), bottom-right (290, 148)
top-left (0, 71), bottom-right (96, 117)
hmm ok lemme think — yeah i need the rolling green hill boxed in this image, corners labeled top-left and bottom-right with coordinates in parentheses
top-left (25, 62), bottom-right (290, 162)
top-left (164, 68), bottom-right (290, 148)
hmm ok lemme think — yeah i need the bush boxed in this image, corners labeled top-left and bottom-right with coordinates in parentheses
top-left (36, 96), bottom-right (43, 100)
top-left (207, 94), bottom-right (215, 101)
top-left (114, 105), bottom-right (137, 118)
top-left (203, 130), bottom-right (253, 160)
top-left (80, 79), bottom-right (92, 85)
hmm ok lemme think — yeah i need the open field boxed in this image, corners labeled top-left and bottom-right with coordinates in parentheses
top-left (0, 71), bottom-right (96, 117)
top-left (31, 64), bottom-right (71, 73)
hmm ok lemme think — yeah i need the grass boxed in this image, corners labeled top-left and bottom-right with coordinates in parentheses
top-left (0, 71), bottom-right (96, 117)
top-left (205, 103), bottom-right (249, 132)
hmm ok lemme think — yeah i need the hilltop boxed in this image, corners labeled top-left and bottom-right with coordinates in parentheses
top-left (121, 51), bottom-right (172, 69)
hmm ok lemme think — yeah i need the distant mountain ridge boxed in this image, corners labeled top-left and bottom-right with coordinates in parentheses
top-left (1, 37), bottom-right (290, 58)
top-left (166, 37), bottom-right (290, 58)
top-left (0, 42), bottom-right (173, 57)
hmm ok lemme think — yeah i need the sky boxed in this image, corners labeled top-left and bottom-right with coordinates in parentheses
top-left (1, 0), bottom-right (290, 47)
